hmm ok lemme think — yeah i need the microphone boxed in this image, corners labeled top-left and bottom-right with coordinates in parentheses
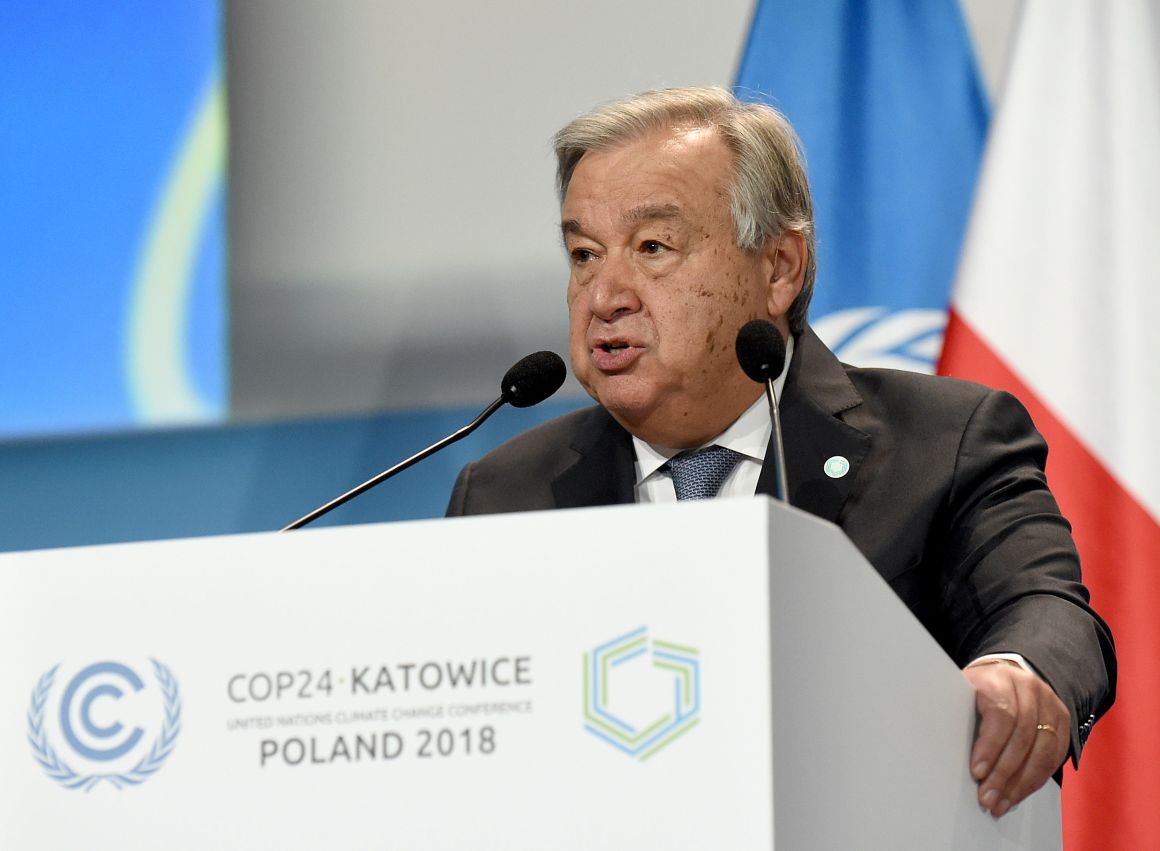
top-left (501, 350), bottom-right (567, 408)
top-left (282, 351), bottom-right (567, 531)
top-left (735, 320), bottom-right (789, 503)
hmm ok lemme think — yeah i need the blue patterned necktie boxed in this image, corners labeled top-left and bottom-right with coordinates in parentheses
top-left (665, 445), bottom-right (742, 500)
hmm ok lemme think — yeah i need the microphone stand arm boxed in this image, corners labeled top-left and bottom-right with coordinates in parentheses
top-left (764, 379), bottom-right (789, 503)
top-left (282, 397), bottom-right (506, 531)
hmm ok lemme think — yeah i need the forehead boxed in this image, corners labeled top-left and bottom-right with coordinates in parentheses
top-left (562, 127), bottom-right (734, 227)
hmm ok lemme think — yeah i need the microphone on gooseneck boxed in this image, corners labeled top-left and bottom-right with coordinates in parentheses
top-left (498, 351), bottom-right (568, 408)
top-left (735, 320), bottom-right (789, 503)
top-left (281, 351), bottom-right (567, 531)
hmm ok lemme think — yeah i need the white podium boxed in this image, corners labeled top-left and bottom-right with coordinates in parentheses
top-left (0, 499), bottom-right (1060, 849)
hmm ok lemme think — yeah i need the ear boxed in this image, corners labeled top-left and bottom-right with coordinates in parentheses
top-left (762, 231), bottom-right (807, 321)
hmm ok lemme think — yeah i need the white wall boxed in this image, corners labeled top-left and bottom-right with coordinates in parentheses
top-left (227, 0), bottom-right (1020, 421)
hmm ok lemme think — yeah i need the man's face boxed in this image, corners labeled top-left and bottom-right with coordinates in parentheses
top-left (562, 127), bottom-right (789, 448)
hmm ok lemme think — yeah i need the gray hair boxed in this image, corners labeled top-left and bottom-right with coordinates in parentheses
top-left (553, 86), bottom-right (816, 333)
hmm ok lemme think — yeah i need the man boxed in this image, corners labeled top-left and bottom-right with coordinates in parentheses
top-left (447, 87), bottom-right (1115, 817)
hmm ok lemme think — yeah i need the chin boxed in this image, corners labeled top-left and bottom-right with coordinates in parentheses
top-left (598, 396), bottom-right (651, 424)
top-left (598, 395), bottom-right (670, 444)
top-left (589, 376), bottom-right (655, 416)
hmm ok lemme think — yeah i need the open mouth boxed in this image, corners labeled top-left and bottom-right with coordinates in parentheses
top-left (591, 341), bottom-right (640, 371)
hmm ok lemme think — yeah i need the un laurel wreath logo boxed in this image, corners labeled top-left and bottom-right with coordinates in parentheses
top-left (27, 659), bottom-right (182, 791)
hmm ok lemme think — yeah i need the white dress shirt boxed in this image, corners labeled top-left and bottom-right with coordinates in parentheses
top-left (633, 335), bottom-right (793, 503)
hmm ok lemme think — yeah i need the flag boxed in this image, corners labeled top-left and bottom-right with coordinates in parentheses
top-left (939, 1), bottom-right (1160, 846)
top-left (735, 0), bottom-right (987, 372)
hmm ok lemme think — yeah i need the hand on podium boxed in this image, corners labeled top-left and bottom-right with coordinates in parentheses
top-left (964, 660), bottom-right (1070, 819)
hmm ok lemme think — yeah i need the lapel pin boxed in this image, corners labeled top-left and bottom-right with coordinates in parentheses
top-left (823, 455), bottom-right (850, 479)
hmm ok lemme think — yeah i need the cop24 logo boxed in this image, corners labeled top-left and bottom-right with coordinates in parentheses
top-left (27, 659), bottom-right (181, 791)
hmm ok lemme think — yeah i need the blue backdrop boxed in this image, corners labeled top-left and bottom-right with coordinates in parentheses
top-left (0, 1), bottom-right (225, 438)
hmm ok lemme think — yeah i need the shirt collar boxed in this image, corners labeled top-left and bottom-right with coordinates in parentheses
top-left (632, 333), bottom-right (794, 483)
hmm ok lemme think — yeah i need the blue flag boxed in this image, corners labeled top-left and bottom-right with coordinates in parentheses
top-left (735, 0), bottom-right (988, 371)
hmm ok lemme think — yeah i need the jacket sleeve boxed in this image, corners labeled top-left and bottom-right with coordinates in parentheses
top-left (938, 389), bottom-right (1116, 763)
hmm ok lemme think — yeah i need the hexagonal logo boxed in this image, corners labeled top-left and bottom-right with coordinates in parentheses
top-left (583, 626), bottom-right (700, 761)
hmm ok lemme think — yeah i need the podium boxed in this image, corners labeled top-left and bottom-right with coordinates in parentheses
top-left (0, 498), bottom-right (1060, 849)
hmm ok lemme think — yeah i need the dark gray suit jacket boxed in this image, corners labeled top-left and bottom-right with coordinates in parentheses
top-left (447, 328), bottom-right (1116, 759)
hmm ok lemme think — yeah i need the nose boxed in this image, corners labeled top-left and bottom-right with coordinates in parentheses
top-left (587, 252), bottom-right (641, 322)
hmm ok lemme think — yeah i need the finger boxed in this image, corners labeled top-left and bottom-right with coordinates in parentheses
top-left (993, 719), bottom-right (1067, 816)
top-left (977, 673), bottom-right (1040, 815)
top-left (968, 671), bottom-right (1019, 784)
top-left (992, 698), bottom-right (1069, 816)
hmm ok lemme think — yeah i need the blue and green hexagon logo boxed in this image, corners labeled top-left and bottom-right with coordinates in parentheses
top-left (583, 626), bottom-right (700, 761)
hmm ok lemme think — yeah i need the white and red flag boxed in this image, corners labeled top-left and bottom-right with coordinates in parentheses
top-left (939, 1), bottom-right (1160, 846)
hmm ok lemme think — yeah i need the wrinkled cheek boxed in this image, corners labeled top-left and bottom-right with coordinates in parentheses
top-left (566, 286), bottom-right (585, 330)
top-left (567, 300), bottom-right (588, 342)
top-left (566, 271), bottom-right (592, 305)
top-left (565, 302), bottom-right (590, 383)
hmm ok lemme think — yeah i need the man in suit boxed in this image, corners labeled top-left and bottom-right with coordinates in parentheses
top-left (447, 87), bottom-right (1115, 817)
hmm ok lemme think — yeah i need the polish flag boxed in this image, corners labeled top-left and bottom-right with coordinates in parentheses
top-left (939, 1), bottom-right (1160, 847)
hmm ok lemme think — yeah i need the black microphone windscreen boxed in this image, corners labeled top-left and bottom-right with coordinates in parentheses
top-left (735, 320), bottom-right (786, 384)
top-left (501, 351), bottom-right (567, 408)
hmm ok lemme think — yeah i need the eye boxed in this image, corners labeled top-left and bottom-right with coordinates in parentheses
top-left (570, 247), bottom-right (597, 264)
top-left (641, 240), bottom-right (667, 255)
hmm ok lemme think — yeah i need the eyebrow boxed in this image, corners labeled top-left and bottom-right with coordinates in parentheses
top-left (621, 202), bottom-right (683, 225)
top-left (560, 203), bottom-right (685, 240)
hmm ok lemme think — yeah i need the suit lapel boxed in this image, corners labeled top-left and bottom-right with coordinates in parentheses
top-left (551, 407), bottom-right (636, 509)
top-left (757, 327), bottom-right (871, 525)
